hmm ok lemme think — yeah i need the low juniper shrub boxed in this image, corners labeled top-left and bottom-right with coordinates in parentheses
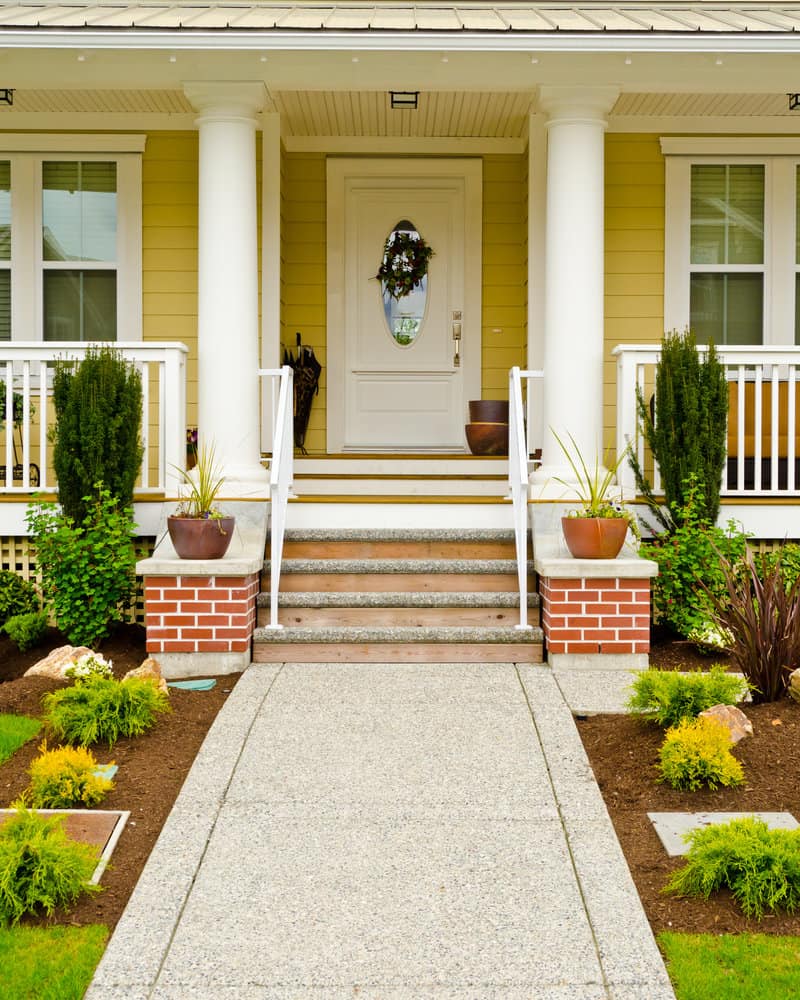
top-left (23, 742), bottom-right (114, 809)
top-left (666, 817), bottom-right (800, 919)
top-left (42, 674), bottom-right (170, 748)
top-left (2, 610), bottom-right (48, 652)
top-left (626, 665), bottom-right (749, 728)
top-left (658, 716), bottom-right (744, 791)
top-left (0, 806), bottom-right (100, 925)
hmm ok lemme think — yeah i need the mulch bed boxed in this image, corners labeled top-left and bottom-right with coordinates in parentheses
top-left (578, 631), bottom-right (800, 936)
top-left (0, 624), bottom-right (238, 931)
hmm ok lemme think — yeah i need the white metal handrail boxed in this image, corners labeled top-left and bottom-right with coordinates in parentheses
top-left (259, 365), bottom-right (294, 630)
top-left (0, 342), bottom-right (187, 496)
top-left (508, 366), bottom-right (544, 630)
top-left (614, 344), bottom-right (800, 498)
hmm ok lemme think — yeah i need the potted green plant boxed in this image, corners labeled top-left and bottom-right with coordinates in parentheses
top-left (552, 429), bottom-right (637, 559)
top-left (167, 442), bottom-right (234, 560)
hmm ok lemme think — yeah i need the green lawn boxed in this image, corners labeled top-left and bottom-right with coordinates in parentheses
top-left (660, 932), bottom-right (800, 1000)
top-left (0, 924), bottom-right (108, 999)
top-left (0, 713), bottom-right (40, 764)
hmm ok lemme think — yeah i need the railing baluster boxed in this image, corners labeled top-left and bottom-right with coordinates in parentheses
top-left (789, 365), bottom-right (797, 493)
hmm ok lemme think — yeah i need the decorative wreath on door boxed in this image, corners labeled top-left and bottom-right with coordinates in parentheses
top-left (375, 230), bottom-right (434, 301)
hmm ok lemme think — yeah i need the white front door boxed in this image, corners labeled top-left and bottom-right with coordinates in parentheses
top-left (328, 159), bottom-right (482, 452)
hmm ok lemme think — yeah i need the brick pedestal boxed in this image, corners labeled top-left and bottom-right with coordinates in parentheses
top-left (144, 573), bottom-right (259, 655)
top-left (540, 576), bottom-right (651, 656)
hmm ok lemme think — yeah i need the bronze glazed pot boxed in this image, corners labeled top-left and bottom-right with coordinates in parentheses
top-left (561, 516), bottom-right (628, 560)
top-left (468, 399), bottom-right (509, 424)
top-left (167, 515), bottom-right (235, 560)
top-left (465, 422), bottom-right (509, 456)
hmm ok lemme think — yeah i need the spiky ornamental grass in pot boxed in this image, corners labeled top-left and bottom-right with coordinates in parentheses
top-left (167, 442), bottom-right (234, 560)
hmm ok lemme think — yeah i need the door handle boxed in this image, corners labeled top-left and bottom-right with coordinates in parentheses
top-left (452, 311), bottom-right (462, 368)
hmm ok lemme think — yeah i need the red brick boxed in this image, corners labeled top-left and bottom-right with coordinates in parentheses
top-left (617, 629), bottom-right (651, 641)
top-left (584, 602), bottom-right (619, 615)
top-left (214, 627), bottom-right (250, 640)
top-left (214, 602), bottom-right (250, 614)
top-left (162, 615), bottom-right (198, 627)
top-left (180, 602), bottom-right (214, 614)
top-left (193, 614), bottom-right (231, 627)
top-left (563, 642), bottom-right (601, 654)
top-left (583, 629), bottom-right (618, 641)
top-left (634, 642), bottom-right (650, 653)
top-left (600, 642), bottom-right (636, 654)
top-left (573, 616), bottom-right (600, 629)
top-left (162, 641), bottom-right (196, 652)
top-left (230, 614), bottom-right (253, 627)
top-left (229, 638), bottom-right (251, 652)
top-left (163, 588), bottom-right (195, 601)
top-left (144, 576), bottom-right (179, 587)
top-left (585, 578), bottom-right (615, 589)
top-left (146, 627), bottom-right (179, 640)
top-left (602, 616), bottom-right (635, 628)
top-left (567, 590), bottom-right (598, 603)
top-left (547, 641), bottom-right (566, 654)
top-left (146, 640), bottom-right (164, 652)
top-left (544, 578), bottom-right (575, 589)
top-left (213, 575), bottom-right (249, 587)
top-left (230, 588), bottom-right (255, 601)
top-left (196, 589), bottom-right (230, 601)
top-left (618, 602), bottom-right (648, 614)
top-left (146, 601), bottom-right (179, 614)
top-left (181, 627), bottom-right (215, 640)
top-left (195, 640), bottom-right (231, 652)
top-left (179, 576), bottom-right (213, 587)
top-left (543, 615), bottom-right (568, 629)
top-left (547, 628), bottom-right (585, 641)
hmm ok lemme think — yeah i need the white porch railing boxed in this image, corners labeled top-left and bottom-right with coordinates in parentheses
top-left (508, 366), bottom-right (544, 630)
top-left (0, 342), bottom-right (187, 496)
top-left (614, 345), bottom-right (800, 498)
top-left (259, 365), bottom-right (294, 630)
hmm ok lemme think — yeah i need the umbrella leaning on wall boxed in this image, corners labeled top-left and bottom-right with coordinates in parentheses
top-left (283, 332), bottom-right (322, 454)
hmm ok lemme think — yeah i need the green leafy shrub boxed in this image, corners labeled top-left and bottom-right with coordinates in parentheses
top-left (658, 716), bottom-right (744, 791)
top-left (0, 806), bottom-right (100, 925)
top-left (762, 542), bottom-right (800, 591)
top-left (2, 610), bottom-right (48, 652)
top-left (0, 571), bottom-right (39, 628)
top-left (704, 547), bottom-right (800, 703)
top-left (627, 665), bottom-right (749, 728)
top-left (640, 481), bottom-right (747, 638)
top-left (42, 675), bottom-right (170, 748)
top-left (629, 330), bottom-right (728, 530)
top-left (0, 715), bottom-right (41, 765)
top-left (26, 486), bottom-right (136, 647)
top-left (666, 817), bottom-right (800, 918)
top-left (52, 345), bottom-right (143, 525)
top-left (24, 743), bottom-right (114, 809)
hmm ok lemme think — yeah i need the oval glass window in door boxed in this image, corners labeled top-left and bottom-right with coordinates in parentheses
top-left (380, 220), bottom-right (429, 347)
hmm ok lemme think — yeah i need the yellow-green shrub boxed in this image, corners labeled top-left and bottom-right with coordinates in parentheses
top-left (25, 743), bottom-right (114, 809)
top-left (658, 717), bottom-right (744, 791)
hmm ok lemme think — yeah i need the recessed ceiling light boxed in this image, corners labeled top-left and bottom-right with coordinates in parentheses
top-left (352, 56), bottom-right (359, 63)
top-left (260, 55), bottom-right (268, 63)
top-left (77, 53), bottom-right (86, 62)
top-left (530, 56), bottom-right (539, 65)
top-left (441, 56), bottom-right (449, 63)
top-left (624, 57), bottom-right (632, 65)
top-left (168, 55), bottom-right (177, 63)
top-left (716, 57), bottom-right (724, 66)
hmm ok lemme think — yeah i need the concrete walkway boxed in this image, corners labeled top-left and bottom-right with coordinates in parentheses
top-left (86, 664), bottom-right (675, 1000)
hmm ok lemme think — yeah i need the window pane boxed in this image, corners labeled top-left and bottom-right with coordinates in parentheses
top-left (0, 161), bottom-right (9, 263)
top-left (691, 164), bottom-right (764, 265)
top-left (0, 271), bottom-right (9, 341)
top-left (43, 270), bottom-right (116, 342)
top-left (42, 161), bottom-right (116, 262)
top-left (691, 273), bottom-right (763, 345)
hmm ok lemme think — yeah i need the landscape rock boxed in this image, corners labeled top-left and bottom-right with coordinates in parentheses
top-left (789, 668), bottom-right (800, 704)
top-left (24, 645), bottom-right (94, 679)
top-left (698, 703), bottom-right (753, 744)
top-left (123, 657), bottom-right (168, 694)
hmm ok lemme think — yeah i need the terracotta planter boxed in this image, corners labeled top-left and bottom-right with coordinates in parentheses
top-left (561, 516), bottom-right (629, 560)
top-left (468, 399), bottom-right (509, 423)
top-left (167, 515), bottom-right (235, 560)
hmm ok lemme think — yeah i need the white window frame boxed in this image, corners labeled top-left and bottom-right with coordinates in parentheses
top-left (0, 134), bottom-right (144, 342)
top-left (663, 137), bottom-right (799, 347)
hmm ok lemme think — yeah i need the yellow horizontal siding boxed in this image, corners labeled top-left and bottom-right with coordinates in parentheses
top-left (604, 134), bottom-right (666, 450)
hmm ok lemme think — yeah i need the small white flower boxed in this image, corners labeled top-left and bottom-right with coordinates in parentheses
top-left (65, 653), bottom-right (113, 682)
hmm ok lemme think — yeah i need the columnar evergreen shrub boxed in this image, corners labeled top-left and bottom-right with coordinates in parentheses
top-left (52, 345), bottom-right (143, 525)
top-left (658, 716), bottom-right (744, 791)
top-left (630, 330), bottom-right (728, 530)
top-left (26, 487), bottom-right (136, 647)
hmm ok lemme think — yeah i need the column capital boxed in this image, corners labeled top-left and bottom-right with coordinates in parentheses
top-left (183, 81), bottom-right (267, 123)
top-left (538, 86), bottom-right (620, 127)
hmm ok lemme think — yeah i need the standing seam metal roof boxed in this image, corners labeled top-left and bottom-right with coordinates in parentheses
top-left (0, 3), bottom-right (800, 34)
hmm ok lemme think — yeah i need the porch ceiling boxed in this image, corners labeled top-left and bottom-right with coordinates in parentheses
top-left (2, 88), bottom-right (799, 129)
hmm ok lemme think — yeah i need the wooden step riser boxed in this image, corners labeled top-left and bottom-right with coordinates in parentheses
top-left (258, 606), bottom-right (540, 629)
top-left (269, 573), bottom-right (535, 593)
top-left (252, 642), bottom-right (543, 664)
top-left (281, 540), bottom-right (524, 560)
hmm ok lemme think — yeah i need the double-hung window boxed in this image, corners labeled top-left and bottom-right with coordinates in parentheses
top-left (663, 138), bottom-right (800, 347)
top-left (0, 135), bottom-right (143, 342)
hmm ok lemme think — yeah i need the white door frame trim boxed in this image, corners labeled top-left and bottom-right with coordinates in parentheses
top-left (326, 156), bottom-right (482, 453)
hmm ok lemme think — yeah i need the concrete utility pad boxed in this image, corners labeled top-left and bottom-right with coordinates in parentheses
top-left (0, 808), bottom-right (128, 882)
top-left (648, 811), bottom-right (799, 856)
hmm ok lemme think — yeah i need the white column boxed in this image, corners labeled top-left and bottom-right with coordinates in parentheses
top-left (260, 111), bottom-right (282, 450)
top-left (532, 86), bottom-right (619, 491)
top-left (184, 81), bottom-right (267, 494)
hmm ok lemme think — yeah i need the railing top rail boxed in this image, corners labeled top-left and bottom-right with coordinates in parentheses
top-left (519, 369), bottom-right (545, 379)
top-left (0, 341), bottom-right (189, 359)
top-left (613, 343), bottom-right (800, 359)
